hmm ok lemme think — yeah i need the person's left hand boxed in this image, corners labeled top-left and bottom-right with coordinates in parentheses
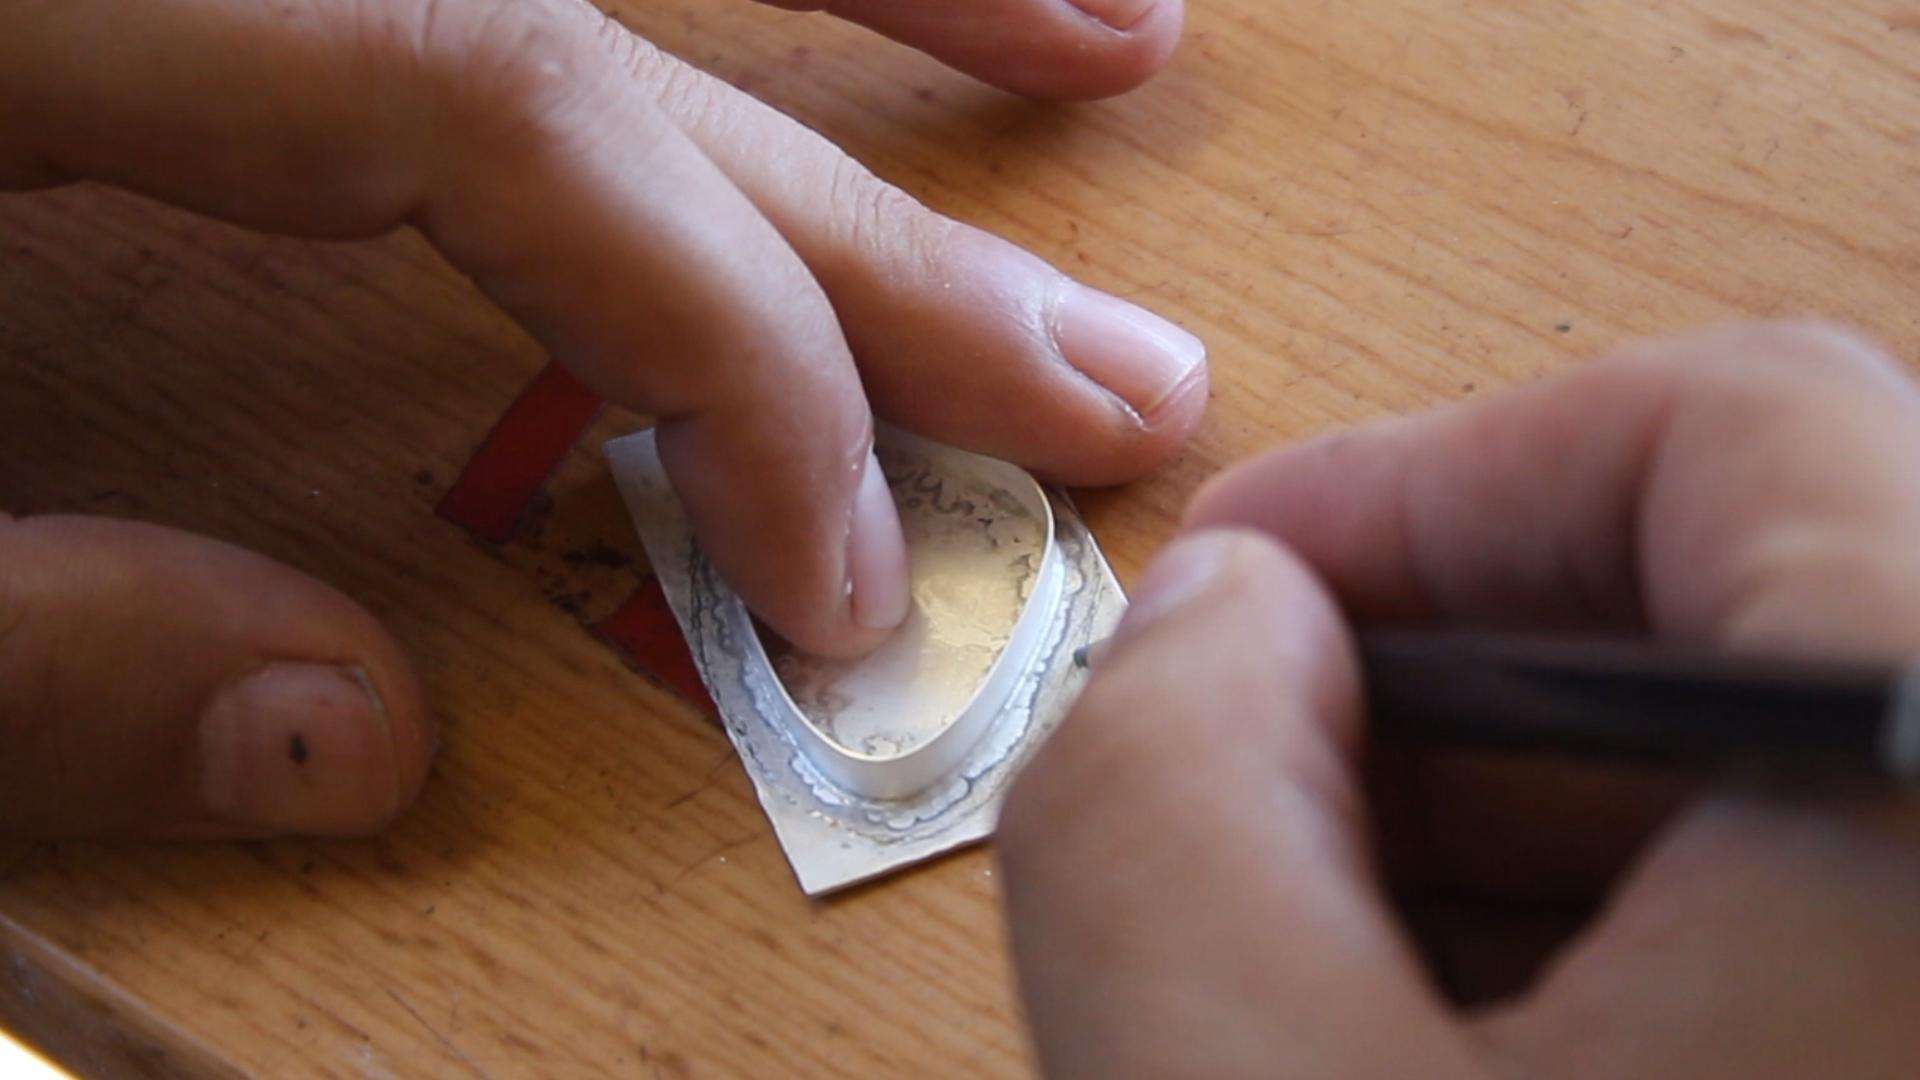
top-left (0, 0), bottom-right (1202, 839)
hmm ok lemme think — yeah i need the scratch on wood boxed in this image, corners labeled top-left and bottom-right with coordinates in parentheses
top-left (657, 834), bottom-right (761, 898)
top-left (384, 987), bottom-right (495, 1080)
top-left (661, 751), bottom-right (738, 812)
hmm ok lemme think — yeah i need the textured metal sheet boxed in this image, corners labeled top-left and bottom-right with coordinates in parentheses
top-left (606, 430), bottom-right (1125, 895)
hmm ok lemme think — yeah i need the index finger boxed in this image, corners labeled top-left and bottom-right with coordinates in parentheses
top-left (1187, 322), bottom-right (1920, 903)
top-left (1188, 322), bottom-right (1920, 658)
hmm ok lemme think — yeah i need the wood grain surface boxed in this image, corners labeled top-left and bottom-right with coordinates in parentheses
top-left (3, 1), bottom-right (1918, 1076)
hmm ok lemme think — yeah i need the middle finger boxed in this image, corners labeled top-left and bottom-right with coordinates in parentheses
top-left (602, 30), bottom-right (1210, 485)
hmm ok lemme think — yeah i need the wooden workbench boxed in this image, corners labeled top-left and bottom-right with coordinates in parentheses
top-left (3, 1), bottom-right (1916, 1075)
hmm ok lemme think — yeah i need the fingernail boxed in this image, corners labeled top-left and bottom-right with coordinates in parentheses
top-left (1053, 282), bottom-right (1206, 421)
top-left (1067, 0), bottom-right (1160, 30)
top-left (1117, 531), bottom-right (1244, 640)
top-left (199, 662), bottom-right (399, 834)
top-left (847, 452), bottom-right (911, 632)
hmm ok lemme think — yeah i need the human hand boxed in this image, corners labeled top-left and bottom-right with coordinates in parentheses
top-left (0, 0), bottom-right (1203, 838)
top-left (1000, 323), bottom-right (1920, 1077)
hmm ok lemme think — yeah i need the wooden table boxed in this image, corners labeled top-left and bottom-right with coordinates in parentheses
top-left (3, 1), bottom-right (1916, 1075)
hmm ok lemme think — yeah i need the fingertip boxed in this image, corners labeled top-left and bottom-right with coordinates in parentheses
top-left (847, 451), bottom-right (911, 636)
top-left (1003, 530), bottom-right (1257, 830)
top-left (1025, 0), bottom-right (1186, 100)
top-left (1098, 0), bottom-right (1188, 96)
top-left (809, 0), bottom-right (1184, 101)
top-left (202, 549), bottom-right (439, 836)
top-left (1109, 351), bottom-right (1209, 477)
top-left (1107, 526), bottom-right (1363, 756)
top-left (0, 517), bottom-right (438, 838)
top-left (1706, 319), bottom-right (1907, 394)
top-left (805, 191), bottom-right (1209, 487)
top-left (774, 613), bottom-right (900, 663)
top-left (197, 658), bottom-right (431, 837)
top-left (1180, 450), bottom-right (1251, 530)
top-left (1018, 525), bottom-right (1357, 816)
top-left (1040, 278), bottom-right (1210, 481)
top-left (1052, 281), bottom-right (1207, 421)
top-left (779, 456), bottom-right (911, 662)
top-left (781, 456), bottom-right (911, 661)
top-left (1180, 420), bottom-right (1442, 626)
top-left (658, 421), bottom-right (909, 662)
top-left (1138, 528), bottom-right (1359, 706)
top-left (1109, 527), bottom-right (1263, 643)
top-left (353, 627), bottom-right (438, 830)
top-left (1028, 356), bottom-right (1208, 487)
top-left (1182, 433), bottom-right (1340, 536)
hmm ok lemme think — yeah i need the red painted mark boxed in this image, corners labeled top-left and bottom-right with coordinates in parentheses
top-left (597, 578), bottom-right (716, 717)
top-left (441, 364), bottom-right (710, 713)
top-left (437, 361), bottom-right (603, 542)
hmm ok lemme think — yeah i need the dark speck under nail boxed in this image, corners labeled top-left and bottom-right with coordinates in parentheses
top-left (289, 733), bottom-right (309, 765)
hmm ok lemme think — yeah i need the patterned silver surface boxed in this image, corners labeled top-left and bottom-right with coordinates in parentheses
top-left (606, 430), bottom-right (1127, 895)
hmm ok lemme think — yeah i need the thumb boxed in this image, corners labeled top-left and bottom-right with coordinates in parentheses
top-left (0, 515), bottom-right (434, 838)
top-left (998, 530), bottom-right (1478, 1078)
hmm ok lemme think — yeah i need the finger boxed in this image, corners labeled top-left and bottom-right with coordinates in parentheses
top-left (605, 37), bottom-right (1208, 485)
top-left (1188, 321), bottom-right (1920, 654)
top-left (0, 516), bottom-right (433, 838)
top-left (1189, 322), bottom-right (1920, 899)
top-left (1, 0), bottom-right (905, 657)
top-left (756, 0), bottom-right (1184, 100)
top-left (1370, 748), bottom-right (1691, 900)
top-left (1479, 788), bottom-right (1920, 1077)
top-left (998, 531), bottom-right (1480, 1077)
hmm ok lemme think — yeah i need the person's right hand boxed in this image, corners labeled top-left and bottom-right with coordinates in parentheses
top-left (0, 0), bottom-right (1204, 838)
top-left (1001, 323), bottom-right (1920, 1078)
